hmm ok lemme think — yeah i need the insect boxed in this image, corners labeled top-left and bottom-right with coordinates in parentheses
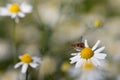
top-left (65, 36), bottom-right (85, 53)
top-left (71, 36), bottom-right (85, 51)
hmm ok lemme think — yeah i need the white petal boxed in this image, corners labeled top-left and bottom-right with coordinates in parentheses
top-left (84, 40), bottom-right (89, 47)
top-left (94, 59), bottom-right (101, 66)
top-left (75, 59), bottom-right (82, 68)
top-left (14, 62), bottom-right (23, 68)
top-left (92, 40), bottom-right (100, 51)
top-left (94, 47), bottom-right (105, 53)
top-left (20, 3), bottom-right (32, 13)
top-left (32, 57), bottom-right (41, 63)
top-left (0, 8), bottom-right (10, 16)
top-left (70, 53), bottom-right (80, 60)
top-left (11, 14), bottom-right (17, 19)
top-left (21, 63), bottom-right (28, 74)
top-left (91, 59), bottom-right (97, 67)
top-left (70, 54), bottom-right (81, 64)
top-left (29, 63), bottom-right (38, 68)
top-left (91, 58), bottom-right (101, 66)
top-left (71, 53), bottom-right (78, 56)
top-left (94, 53), bottom-right (107, 59)
top-left (74, 47), bottom-right (81, 51)
top-left (18, 12), bottom-right (25, 18)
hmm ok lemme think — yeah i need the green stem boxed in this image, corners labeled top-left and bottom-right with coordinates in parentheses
top-left (13, 21), bottom-right (17, 63)
top-left (26, 69), bottom-right (29, 80)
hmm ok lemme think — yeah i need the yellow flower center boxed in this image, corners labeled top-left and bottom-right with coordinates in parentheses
top-left (83, 62), bottom-right (94, 70)
top-left (94, 20), bottom-right (102, 27)
top-left (21, 54), bottom-right (32, 63)
top-left (9, 4), bottom-right (20, 13)
top-left (80, 48), bottom-right (94, 60)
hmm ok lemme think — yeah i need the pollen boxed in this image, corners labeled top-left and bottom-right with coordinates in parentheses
top-left (9, 4), bottom-right (20, 13)
top-left (83, 62), bottom-right (94, 70)
top-left (80, 48), bottom-right (94, 60)
top-left (21, 54), bottom-right (32, 63)
top-left (94, 20), bottom-right (102, 27)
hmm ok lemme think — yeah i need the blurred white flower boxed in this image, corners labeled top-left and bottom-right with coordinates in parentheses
top-left (0, 40), bottom-right (11, 60)
top-left (68, 62), bottom-right (105, 80)
top-left (0, 69), bottom-right (19, 80)
top-left (78, 68), bottom-right (104, 80)
top-left (39, 56), bottom-right (56, 78)
top-left (70, 40), bottom-right (107, 68)
top-left (0, 2), bottom-right (32, 23)
top-left (38, 3), bottom-right (59, 27)
top-left (14, 53), bottom-right (41, 74)
top-left (81, 14), bottom-right (105, 28)
top-left (61, 61), bottom-right (70, 72)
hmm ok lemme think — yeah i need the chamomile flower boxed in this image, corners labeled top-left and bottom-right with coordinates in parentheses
top-left (0, 2), bottom-right (32, 23)
top-left (68, 62), bottom-right (106, 80)
top-left (80, 68), bottom-right (104, 80)
top-left (80, 62), bottom-right (106, 80)
top-left (14, 53), bottom-right (41, 74)
top-left (70, 40), bottom-right (107, 68)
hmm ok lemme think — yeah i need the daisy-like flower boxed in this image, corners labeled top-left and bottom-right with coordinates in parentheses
top-left (0, 2), bottom-right (32, 23)
top-left (68, 62), bottom-right (105, 80)
top-left (70, 40), bottom-right (107, 68)
top-left (80, 69), bottom-right (104, 80)
top-left (14, 53), bottom-right (41, 74)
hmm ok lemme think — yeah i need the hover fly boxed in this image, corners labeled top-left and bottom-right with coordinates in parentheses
top-left (71, 36), bottom-right (85, 51)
